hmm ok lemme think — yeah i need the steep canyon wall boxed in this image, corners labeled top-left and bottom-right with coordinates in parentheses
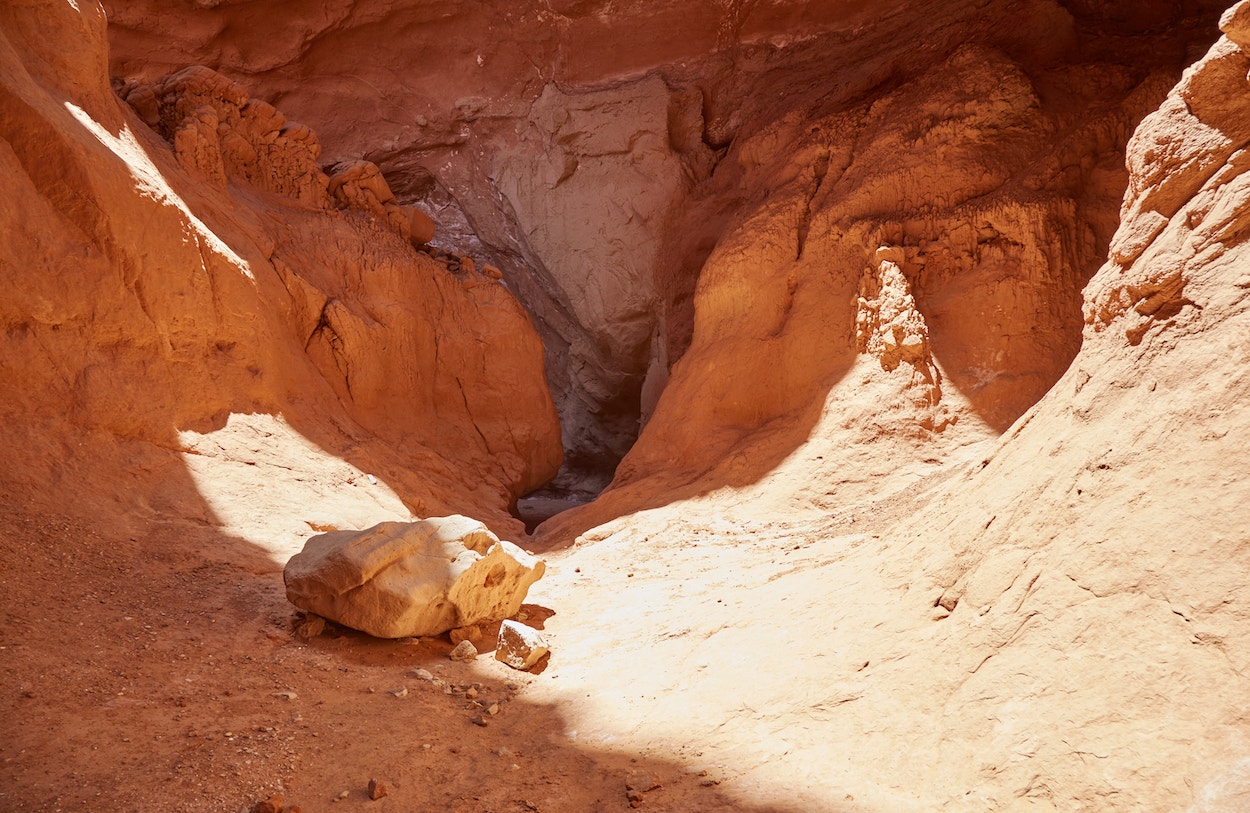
top-left (0, 1), bottom-right (560, 547)
top-left (511, 8), bottom-right (1250, 808)
top-left (102, 0), bottom-right (1229, 496)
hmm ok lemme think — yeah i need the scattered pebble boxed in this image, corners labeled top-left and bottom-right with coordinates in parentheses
top-left (412, 668), bottom-right (434, 682)
top-left (368, 778), bottom-right (388, 800)
top-left (249, 794), bottom-right (283, 813)
top-left (390, 686), bottom-right (408, 698)
top-left (470, 714), bottom-right (489, 727)
top-left (295, 614), bottom-right (326, 639)
top-left (272, 691), bottom-right (297, 701)
top-left (449, 639), bottom-right (478, 662)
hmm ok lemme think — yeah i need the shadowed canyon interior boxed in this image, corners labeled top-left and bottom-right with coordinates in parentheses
top-left (4, 0), bottom-right (1250, 810)
top-left (104, 0), bottom-right (1226, 512)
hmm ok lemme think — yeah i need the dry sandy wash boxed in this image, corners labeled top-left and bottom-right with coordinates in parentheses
top-left (3, 0), bottom-right (1250, 811)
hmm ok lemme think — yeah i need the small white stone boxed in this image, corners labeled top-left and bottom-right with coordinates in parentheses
top-left (495, 620), bottom-right (549, 671)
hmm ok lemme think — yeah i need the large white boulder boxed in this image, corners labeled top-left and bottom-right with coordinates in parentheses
top-left (283, 516), bottom-right (544, 638)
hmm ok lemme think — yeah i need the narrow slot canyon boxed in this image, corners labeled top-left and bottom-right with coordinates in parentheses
top-left (5, 0), bottom-right (1250, 810)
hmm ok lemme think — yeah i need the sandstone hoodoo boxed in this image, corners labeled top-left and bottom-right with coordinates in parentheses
top-left (283, 516), bottom-right (545, 639)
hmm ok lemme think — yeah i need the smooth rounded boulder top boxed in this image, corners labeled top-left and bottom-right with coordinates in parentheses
top-left (283, 516), bottom-right (545, 639)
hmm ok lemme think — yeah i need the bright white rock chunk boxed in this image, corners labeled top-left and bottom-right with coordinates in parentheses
top-left (495, 619), bottom-right (549, 671)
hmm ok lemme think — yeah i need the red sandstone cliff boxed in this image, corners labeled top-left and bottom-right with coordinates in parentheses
top-left (102, 0), bottom-right (1231, 498)
top-left (0, 1), bottom-right (561, 548)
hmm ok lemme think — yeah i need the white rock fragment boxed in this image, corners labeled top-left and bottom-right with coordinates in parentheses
top-left (495, 620), bottom-right (549, 670)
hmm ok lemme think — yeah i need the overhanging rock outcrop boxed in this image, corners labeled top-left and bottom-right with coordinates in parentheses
top-left (284, 516), bottom-right (545, 639)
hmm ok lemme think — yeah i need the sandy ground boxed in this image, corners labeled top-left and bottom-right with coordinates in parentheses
top-left (0, 422), bottom-right (977, 813)
top-left (0, 498), bottom-right (810, 813)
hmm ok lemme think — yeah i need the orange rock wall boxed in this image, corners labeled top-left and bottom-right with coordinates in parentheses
top-left (517, 10), bottom-right (1250, 808)
top-left (103, 0), bottom-right (1228, 496)
top-left (534, 2), bottom-right (1227, 539)
top-left (0, 1), bottom-right (560, 538)
top-left (825, 14), bottom-right (1250, 802)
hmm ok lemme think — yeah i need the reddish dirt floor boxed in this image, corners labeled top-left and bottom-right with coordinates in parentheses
top-left (0, 502), bottom-right (788, 813)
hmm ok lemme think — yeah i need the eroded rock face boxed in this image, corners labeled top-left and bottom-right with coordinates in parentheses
top-left (4, 0), bottom-right (1248, 811)
top-left (138, 64), bottom-right (330, 205)
top-left (1088, 9), bottom-right (1250, 342)
top-left (102, 0), bottom-right (1229, 496)
top-left (853, 16), bottom-right (1250, 805)
top-left (484, 77), bottom-right (690, 484)
top-left (522, 8), bottom-right (1250, 810)
top-left (0, 3), bottom-right (560, 541)
top-left (538, 21), bottom-right (1220, 540)
top-left (285, 516), bottom-right (545, 638)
